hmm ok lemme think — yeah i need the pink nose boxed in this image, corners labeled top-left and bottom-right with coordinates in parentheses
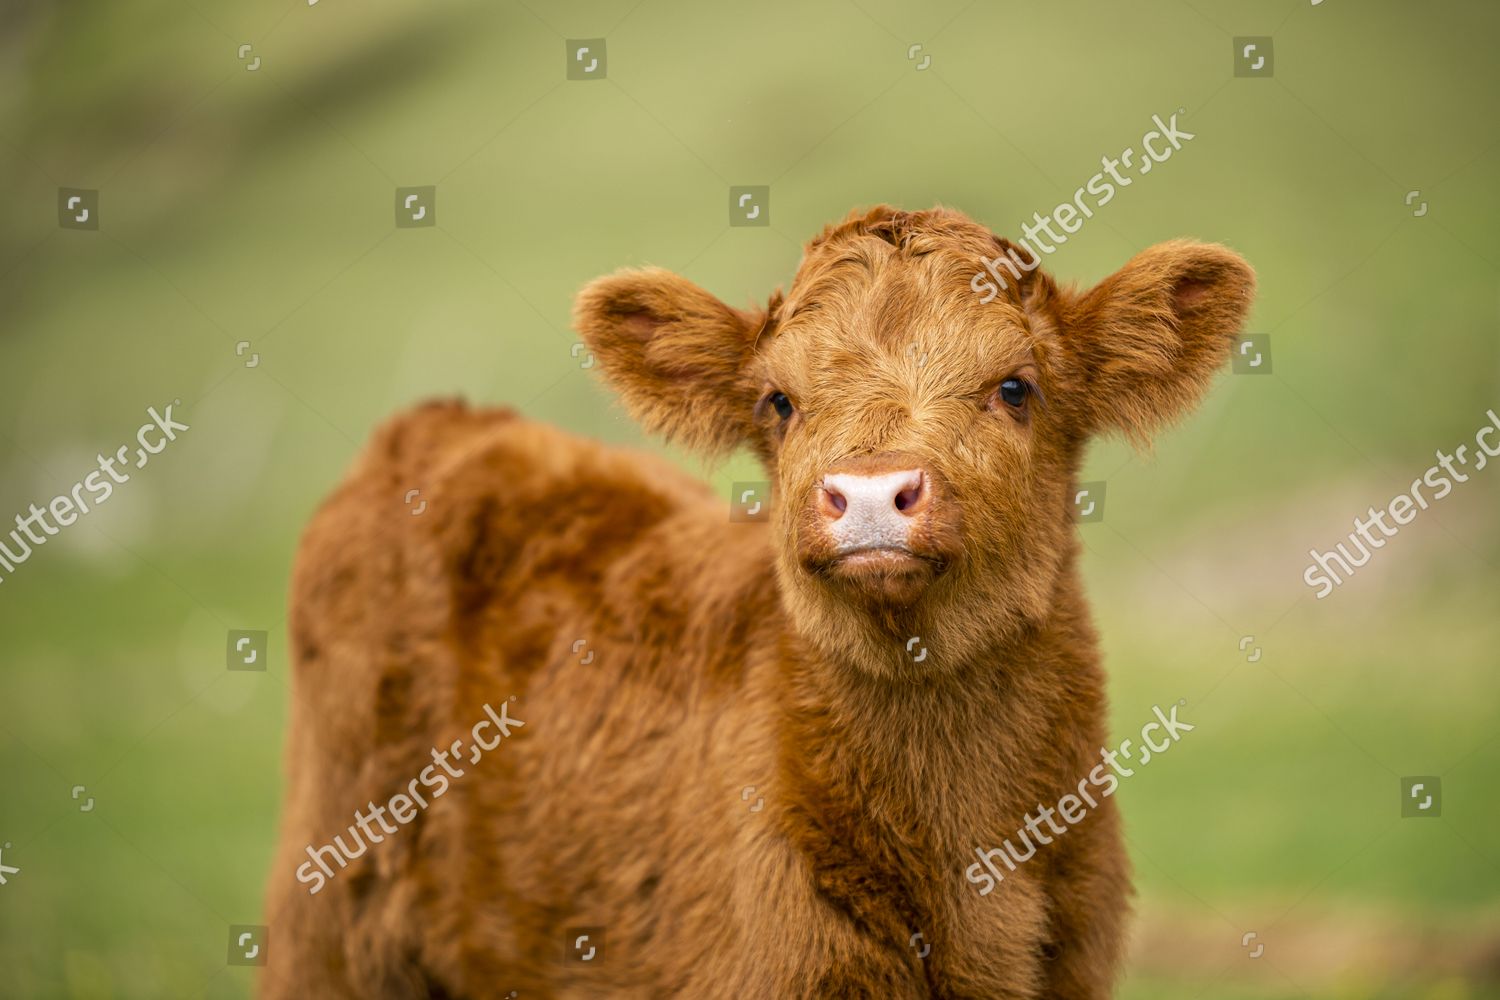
top-left (819, 469), bottom-right (926, 522)
top-left (817, 464), bottom-right (929, 555)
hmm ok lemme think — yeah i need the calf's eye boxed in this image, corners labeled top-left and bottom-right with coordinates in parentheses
top-left (998, 378), bottom-right (1028, 408)
top-left (769, 391), bottom-right (794, 420)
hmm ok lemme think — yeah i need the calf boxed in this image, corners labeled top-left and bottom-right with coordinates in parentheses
top-left (262, 205), bottom-right (1254, 999)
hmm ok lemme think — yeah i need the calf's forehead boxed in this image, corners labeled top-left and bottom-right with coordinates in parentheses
top-left (764, 258), bottom-right (1038, 383)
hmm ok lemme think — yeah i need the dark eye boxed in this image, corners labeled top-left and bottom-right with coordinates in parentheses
top-left (769, 391), bottom-right (794, 421)
top-left (998, 378), bottom-right (1028, 408)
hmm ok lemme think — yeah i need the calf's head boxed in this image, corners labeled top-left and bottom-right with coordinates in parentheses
top-left (576, 206), bottom-right (1254, 676)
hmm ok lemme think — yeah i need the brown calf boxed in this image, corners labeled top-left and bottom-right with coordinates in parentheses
top-left (262, 205), bottom-right (1254, 998)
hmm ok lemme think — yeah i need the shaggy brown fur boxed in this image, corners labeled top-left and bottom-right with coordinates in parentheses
top-left (262, 205), bottom-right (1254, 999)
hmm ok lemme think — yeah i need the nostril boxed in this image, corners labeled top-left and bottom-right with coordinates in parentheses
top-left (894, 475), bottom-right (924, 514)
top-left (820, 485), bottom-right (847, 519)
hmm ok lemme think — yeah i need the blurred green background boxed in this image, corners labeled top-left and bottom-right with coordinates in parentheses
top-left (1, 0), bottom-right (1497, 997)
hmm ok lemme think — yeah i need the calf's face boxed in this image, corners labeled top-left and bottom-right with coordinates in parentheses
top-left (576, 207), bottom-right (1253, 675)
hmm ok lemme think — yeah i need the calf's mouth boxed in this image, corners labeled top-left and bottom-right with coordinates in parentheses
top-left (812, 544), bottom-right (949, 608)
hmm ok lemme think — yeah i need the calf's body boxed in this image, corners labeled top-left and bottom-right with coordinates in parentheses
top-left (263, 206), bottom-right (1253, 998)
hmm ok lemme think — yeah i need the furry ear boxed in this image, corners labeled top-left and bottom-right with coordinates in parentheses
top-left (573, 267), bottom-right (771, 456)
top-left (1061, 240), bottom-right (1255, 443)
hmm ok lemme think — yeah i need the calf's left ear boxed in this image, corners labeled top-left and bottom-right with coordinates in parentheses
top-left (574, 267), bottom-right (769, 456)
top-left (1060, 240), bottom-right (1255, 443)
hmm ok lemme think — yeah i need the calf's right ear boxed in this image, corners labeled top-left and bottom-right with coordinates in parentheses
top-left (573, 268), bottom-right (769, 457)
